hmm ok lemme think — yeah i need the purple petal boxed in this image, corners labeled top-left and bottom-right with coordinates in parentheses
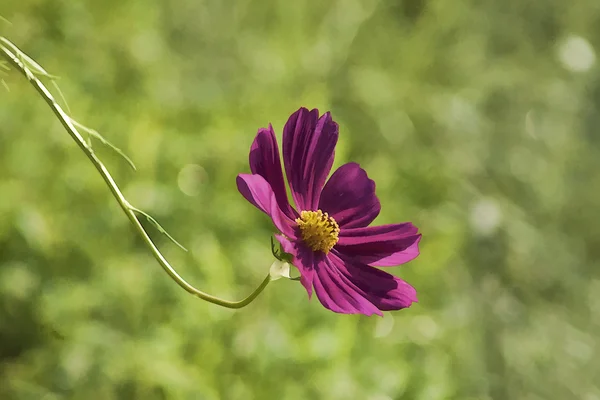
top-left (282, 108), bottom-right (339, 211)
top-left (318, 162), bottom-right (380, 229)
top-left (336, 224), bottom-right (421, 267)
top-left (312, 257), bottom-right (382, 316)
top-left (237, 174), bottom-right (297, 238)
top-left (328, 250), bottom-right (418, 311)
top-left (249, 125), bottom-right (297, 219)
top-left (274, 234), bottom-right (317, 297)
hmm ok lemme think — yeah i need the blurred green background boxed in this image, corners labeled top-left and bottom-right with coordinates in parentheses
top-left (1, 0), bottom-right (599, 399)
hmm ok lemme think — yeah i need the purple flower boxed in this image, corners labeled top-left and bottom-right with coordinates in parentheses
top-left (237, 108), bottom-right (421, 316)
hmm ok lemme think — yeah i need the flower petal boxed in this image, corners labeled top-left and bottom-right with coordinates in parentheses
top-left (275, 234), bottom-right (316, 297)
top-left (249, 125), bottom-right (296, 219)
top-left (276, 234), bottom-right (418, 315)
top-left (318, 162), bottom-right (380, 229)
top-left (328, 250), bottom-right (418, 311)
top-left (282, 108), bottom-right (339, 211)
top-left (336, 223), bottom-right (421, 267)
top-left (237, 174), bottom-right (296, 238)
top-left (312, 256), bottom-right (382, 316)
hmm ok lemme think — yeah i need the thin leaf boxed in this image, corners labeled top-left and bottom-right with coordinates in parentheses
top-left (51, 79), bottom-right (71, 113)
top-left (132, 207), bottom-right (188, 252)
top-left (0, 38), bottom-right (58, 80)
top-left (0, 39), bottom-right (70, 112)
top-left (69, 118), bottom-right (137, 171)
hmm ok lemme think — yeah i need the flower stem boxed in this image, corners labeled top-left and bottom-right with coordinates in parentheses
top-left (0, 37), bottom-right (270, 309)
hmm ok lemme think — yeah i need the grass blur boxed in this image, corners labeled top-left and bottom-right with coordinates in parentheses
top-left (1, 1), bottom-right (599, 399)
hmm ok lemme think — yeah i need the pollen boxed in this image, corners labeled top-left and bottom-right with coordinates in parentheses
top-left (295, 210), bottom-right (340, 254)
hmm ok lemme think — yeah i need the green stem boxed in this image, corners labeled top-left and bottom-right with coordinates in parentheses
top-left (0, 37), bottom-right (270, 309)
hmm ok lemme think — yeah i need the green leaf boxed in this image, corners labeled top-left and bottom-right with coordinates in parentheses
top-left (131, 207), bottom-right (188, 252)
top-left (69, 118), bottom-right (137, 171)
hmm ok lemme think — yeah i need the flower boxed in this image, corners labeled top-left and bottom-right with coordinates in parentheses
top-left (237, 107), bottom-right (421, 316)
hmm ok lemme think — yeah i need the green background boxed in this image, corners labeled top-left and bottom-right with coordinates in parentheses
top-left (1, 0), bottom-right (599, 399)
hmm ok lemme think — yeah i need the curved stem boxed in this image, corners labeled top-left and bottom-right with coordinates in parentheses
top-left (0, 37), bottom-right (270, 309)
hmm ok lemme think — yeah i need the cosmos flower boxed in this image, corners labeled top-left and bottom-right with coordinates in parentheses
top-left (237, 108), bottom-right (421, 316)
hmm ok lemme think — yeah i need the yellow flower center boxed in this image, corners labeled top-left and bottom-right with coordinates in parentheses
top-left (295, 210), bottom-right (340, 254)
